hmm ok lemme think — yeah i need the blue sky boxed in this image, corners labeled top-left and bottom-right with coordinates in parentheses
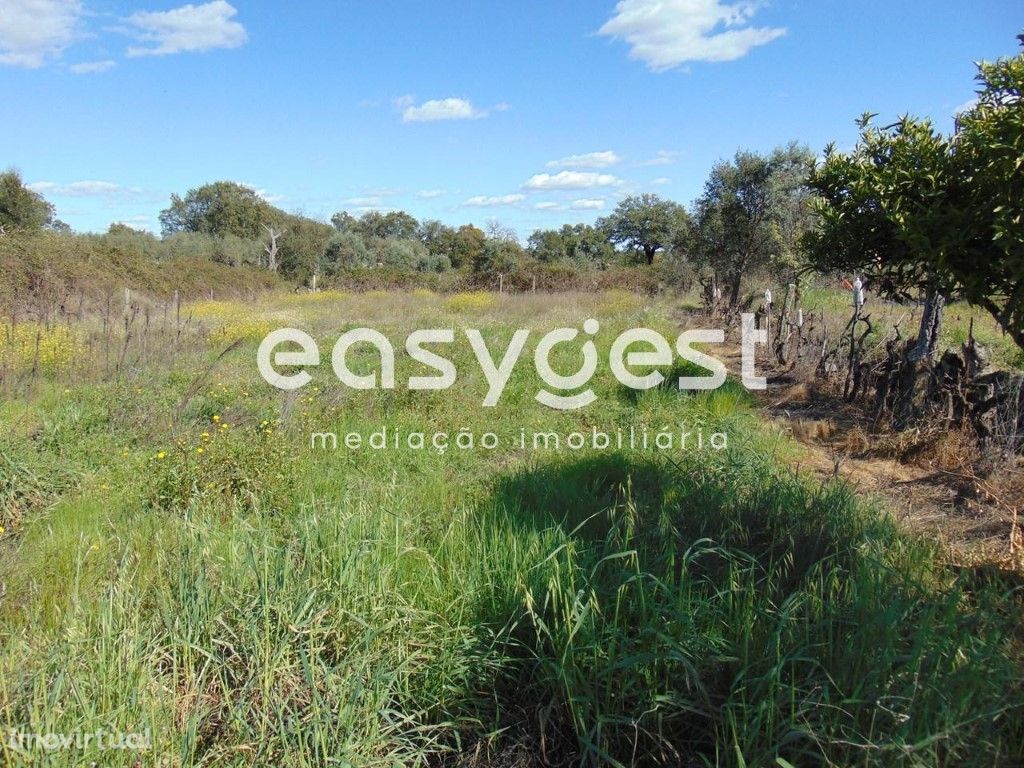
top-left (1, 0), bottom-right (1021, 236)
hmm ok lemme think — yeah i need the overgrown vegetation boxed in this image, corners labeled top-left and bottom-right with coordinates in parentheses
top-left (0, 292), bottom-right (1021, 767)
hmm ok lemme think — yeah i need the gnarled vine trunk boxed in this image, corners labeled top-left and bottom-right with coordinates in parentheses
top-left (908, 289), bottom-right (945, 362)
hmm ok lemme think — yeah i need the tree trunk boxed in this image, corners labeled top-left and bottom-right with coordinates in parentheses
top-left (729, 273), bottom-right (742, 308)
top-left (909, 289), bottom-right (945, 362)
top-left (644, 246), bottom-right (656, 265)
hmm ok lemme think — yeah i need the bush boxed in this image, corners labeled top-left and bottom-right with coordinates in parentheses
top-left (146, 418), bottom-right (293, 514)
top-left (0, 231), bottom-right (282, 313)
top-left (323, 231), bottom-right (373, 272)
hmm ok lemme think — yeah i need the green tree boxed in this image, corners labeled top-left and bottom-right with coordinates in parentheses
top-left (953, 37), bottom-right (1024, 350)
top-left (418, 219), bottom-right (458, 259)
top-left (0, 169), bottom-right (55, 232)
top-left (566, 224), bottom-right (615, 266)
top-left (528, 228), bottom-right (569, 262)
top-left (598, 194), bottom-right (690, 265)
top-left (694, 143), bottom-right (815, 307)
top-left (528, 224), bottom-right (613, 266)
top-left (475, 239), bottom-right (524, 274)
top-left (805, 116), bottom-right (955, 358)
top-left (450, 224), bottom-right (486, 270)
top-left (357, 210), bottom-right (419, 240)
top-left (276, 217), bottom-right (335, 282)
top-left (159, 181), bottom-right (272, 239)
top-left (806, 37), bottom-right (1024, 355)
top-left (322, 231), bottom-right (372, 273)
top-left (375, 238), bottom-right (449, 272)
top-left (330, 211), bottom-right (358, 233)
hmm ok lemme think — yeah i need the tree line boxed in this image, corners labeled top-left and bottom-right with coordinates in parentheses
top-left (1, 36), bottom-right (1021, 352)
top-left (0, 142), bottom-right (818, 295)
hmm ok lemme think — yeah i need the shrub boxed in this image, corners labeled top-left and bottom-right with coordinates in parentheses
top-left (323, 231), bottom-right (373, 272)
top-left (146, 418), bottom-right (292, 514)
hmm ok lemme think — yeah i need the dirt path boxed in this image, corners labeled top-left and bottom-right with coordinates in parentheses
top-left (702, 322), bottom-right (1023, 570)
top-left (761, 378), bottom-right (1023, 568)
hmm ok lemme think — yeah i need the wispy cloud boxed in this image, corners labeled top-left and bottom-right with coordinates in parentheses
top-left (650, 177), bottom-right (671, 186)
top-left (954, 97), bottom-right (979, 116)
top-left (114, 215), bottom-right (156, 232)
top-left (462, 194), bottom-right (525, 207)
top-left (639, 150), bottom-right (681, 166)
top-left (546, 151), bottom-right (621, 170)
top-left (522, 171), bottom-right (621, 191)
top-left (0, 0), bottom-right (81, 68)
top-left (28, 180), bottom-right (130, 197)
top-left (570, 199), bottom-right (606, 211)
top-left (123, 0), bottom-right (247, 58)
top-left (343, 196), bottom-right (384, 208)
top-left (402, 97), bottom-right (489, 123)
top-left (239, 183), bottom-right (286, 205)
top-left (363, 186), bottom-right (403, 197)
top-left (599, 0), bottom-right (786, 71)
top-left (70, 59), bottom-right (116, 74)
top-left (534, 202), bottom-right (562, 211)
top-left (416, 189), bottom-right (447, 199)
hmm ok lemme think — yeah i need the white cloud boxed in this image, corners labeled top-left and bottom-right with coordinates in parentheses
top-left (416, 189), bottom-right (447, 199)
top-left (639, 150), bottom-right (680, 166)
top-left (547, 151), bottom-right (621, 170)
top-left (235, 182), bottom-right (285, 205)
top-left (534, 202), bottom-right (562, 211)
top-left (344, 196), bottom-right (383, 208)
top-left (571, 199), bottom-right (606, 211)
top-left (954, 97), bottom-right (979, 116)
top-left (462, 194), bottom-right (525, 207)
top-left (402, 97), bottom-right (488, 123)
top-left (254, 189), bottom-right (285, 204)
top-left (70, 59), bottom-right (116, 74)
top-left (0, 0), bottom-right (80, 68)
top-left (650, 177), bottom-right (672, 186)
top-left (114, 215), bottom-right (156, 232)
top-left (522, 171), bottom-right (622, 191)
top-left (28, 180), bottom-right (124, 196)
top-left (124, 0), bottom-right (247, 57)
top-left (599, 0), bottom-right (786, 71)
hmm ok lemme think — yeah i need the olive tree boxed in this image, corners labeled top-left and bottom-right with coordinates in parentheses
top-left (693, 143), bottom-right (815, 308)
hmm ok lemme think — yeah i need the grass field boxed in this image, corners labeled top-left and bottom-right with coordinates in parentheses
top-left (1, 290), bottom-right (1022, 767)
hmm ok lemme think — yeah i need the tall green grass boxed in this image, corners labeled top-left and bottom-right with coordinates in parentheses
top-left (0, 292), bottom-right (1021, 766)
